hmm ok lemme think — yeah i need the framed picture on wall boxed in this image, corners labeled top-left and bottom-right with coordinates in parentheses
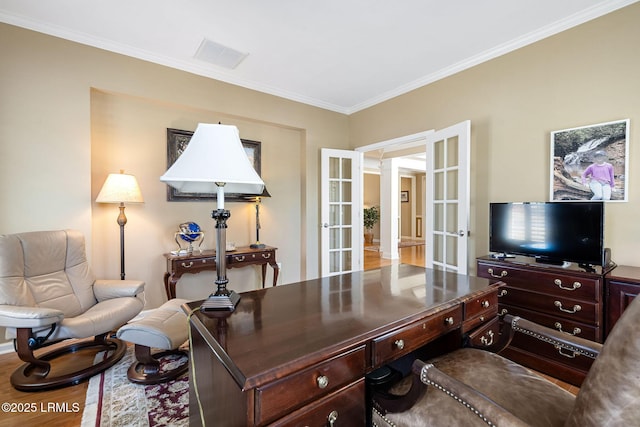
top-left (400, 190), bottom-right (409, 203)
top-left (166, 128), bottom-right (262, 202)
top-left (550, 119), bottom-right (629, 202)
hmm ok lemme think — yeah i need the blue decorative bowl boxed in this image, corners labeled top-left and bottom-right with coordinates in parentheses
top-left (178, 222), bottom-right (201, 242)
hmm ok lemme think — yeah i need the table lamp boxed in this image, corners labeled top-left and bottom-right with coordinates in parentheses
top-left (244, 187), bottom-right (271, 249)
top-left (96, 170), bottom-right (144, 280)
top-left (161, 123), bottom-right (264, 311)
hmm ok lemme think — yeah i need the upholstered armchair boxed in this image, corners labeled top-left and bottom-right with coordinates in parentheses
top-left (372, 295), bottom-right (640, 426)
top-left (0, 229), bottom-right (145, 391)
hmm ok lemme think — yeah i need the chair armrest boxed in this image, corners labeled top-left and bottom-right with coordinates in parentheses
top-left (504, 314), bottom-right (602, 359)
top-left (412, 359), bottom-right (531, 427)
top-left (94, 279), bottom-right (145, 301)
top-left (0, 304), bottom-right (64, 328)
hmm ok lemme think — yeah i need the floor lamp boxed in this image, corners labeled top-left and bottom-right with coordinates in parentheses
top-left (96, 170), bottom-right (144, 280)
top-left (161, 123), bottom-right (264, 311)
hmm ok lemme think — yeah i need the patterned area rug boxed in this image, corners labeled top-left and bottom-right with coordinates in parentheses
top-left (81, 346), bottom-right (188, 427)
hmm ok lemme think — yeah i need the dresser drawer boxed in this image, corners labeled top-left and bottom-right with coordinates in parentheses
top-left (510, 333), bottom-right (596, 373)
top-left (477, 261), bottom-right (601, 301)
top-left (171, 256), bottom-right (216, 274)
top-left (255, 346), bottom-right (366, 425)
top-left (499, 287), bottom-right (598, 324)
top-left (372, 306), bottom-right (461, 367)
top-left (499, 303), bottom-right (600, 342)
top-left (268, 379), bottom-right (365, 426)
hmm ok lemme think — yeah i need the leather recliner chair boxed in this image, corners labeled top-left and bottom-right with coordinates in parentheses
top-left (0, 229), bottom-right (145, 391)
top-left (372, 292), bottom-right (640, 426)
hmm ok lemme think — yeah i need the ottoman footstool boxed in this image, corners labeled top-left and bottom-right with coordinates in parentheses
top-left (116, 298), bottom-right (189, 384)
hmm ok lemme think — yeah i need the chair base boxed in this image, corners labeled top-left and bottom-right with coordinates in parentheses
top-left (10, 336), bottom-right (126, 391)
top-left (127, 346), bottom-right (188, 385)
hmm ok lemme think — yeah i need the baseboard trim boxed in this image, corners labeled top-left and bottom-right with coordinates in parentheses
top-left (0, 341), bottom-right (14, 355)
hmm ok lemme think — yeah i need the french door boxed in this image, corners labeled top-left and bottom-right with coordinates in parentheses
top-left (425, 120), bottom-right (471, 274)
top-left (320, 149), bottom-right (363, 277)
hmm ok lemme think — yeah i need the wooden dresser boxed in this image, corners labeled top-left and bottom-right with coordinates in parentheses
top-left (606, 265), bottom-right (640, 334)
top-left (185, 265), bottom-right (502, 426)
top-left (477, 255), bottom-right (613, 386)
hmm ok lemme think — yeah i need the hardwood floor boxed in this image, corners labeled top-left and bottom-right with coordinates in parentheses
top-left (0, 340), bottom-right (94, 427)
top-left (0, 245), bottom-right (574, 427)
top-left (364, 243), bottom-right (426, 270)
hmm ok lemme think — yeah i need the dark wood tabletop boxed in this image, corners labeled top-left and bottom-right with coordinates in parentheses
top-left (185, 264), bottom-right (496, 390)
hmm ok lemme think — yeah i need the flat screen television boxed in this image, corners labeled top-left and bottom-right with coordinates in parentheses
top-left (489, 201), bottom-right (605, 267)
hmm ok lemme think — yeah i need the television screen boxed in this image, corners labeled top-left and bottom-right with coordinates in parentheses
top-left (489, 202), bottom-right (604, 266)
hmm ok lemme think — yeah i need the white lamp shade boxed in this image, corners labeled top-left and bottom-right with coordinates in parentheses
top-left (96, 172), bottom-right (144, 203)
top-left (160, 124), bottom-right (264, 195)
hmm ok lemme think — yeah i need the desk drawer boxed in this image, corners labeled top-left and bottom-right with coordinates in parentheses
top-left (172, 256), bottom-right (216, 274)
top-left (256, 346), bottom-right (366, 425)
top-left (462, 290), bottom-right (498, 333)
top-left (477, 261), bottom-right (600, 301)
top-left (373, 306), bottom-right (461, 367)
top-left (268, 379), bottom-right (365, 426)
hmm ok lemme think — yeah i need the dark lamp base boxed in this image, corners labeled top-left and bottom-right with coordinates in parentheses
top-left (250, 243), bottom-right (266, 249)
top-left (200, 291), bottom-right (241, 311)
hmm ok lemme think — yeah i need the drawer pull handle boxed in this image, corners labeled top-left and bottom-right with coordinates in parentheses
top-left (498, 289), bottom-right (508, 297)
top-left (554, 301), bottom-right (581, 314)
top-left (328, 410), bottom-right (338, 426)
top-left (181, 262), bottom-right (194, 268)
top-left (555, 279), bottom-right (581, 291)
top-left (555, 346), bottom-right (578, 359)
top-left (316, 375), bottom-right (329, 389)
top-left (481, 300), bottom-right (490, 308)
top-left (487, 268), bottom-right (507, 278)
top-left (394, 339), bottom-right (405, 350)
top-left (480, 330), bottom-right (494, 346)
top-left (444, 316), bottom-right (454, 326)
top-left (235, 256), bottom-right (245, 262)
top-left (261, 253), bottom-right (272, 259)
top-left (499, 308), bottom-right (509, 315)
top-left (554, 322), bottom-right (582, 336)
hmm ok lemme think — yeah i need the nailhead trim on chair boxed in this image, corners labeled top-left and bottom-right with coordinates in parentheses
top-left (510, 316), bottom-right (598, 359)
top-left (420, 364), bottom-right (495, 427)
top-left (372, 406), bottom-right (397, 427)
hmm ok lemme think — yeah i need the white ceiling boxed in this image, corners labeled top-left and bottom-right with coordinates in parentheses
top-left (1, 0), bottom-right (636, 114)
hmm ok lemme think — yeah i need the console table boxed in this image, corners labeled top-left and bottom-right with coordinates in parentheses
top-left (184, 264), bottom-right (502, 426)
top-left (163, 245), bottom-right (278, 299)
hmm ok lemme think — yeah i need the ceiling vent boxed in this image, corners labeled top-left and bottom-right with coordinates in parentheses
top-left (194, 38), bottom-right (248, 69)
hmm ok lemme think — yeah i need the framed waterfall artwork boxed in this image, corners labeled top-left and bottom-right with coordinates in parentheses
top-left (166, 128), bottom-right (262, 202)
top-left (550, 119), bottom-right (629, 202)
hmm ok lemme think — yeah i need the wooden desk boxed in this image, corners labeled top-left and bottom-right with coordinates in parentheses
top-left (164, 246), bottom-right (278, 299)
top-left (185, 264), bottom-right (501, 426)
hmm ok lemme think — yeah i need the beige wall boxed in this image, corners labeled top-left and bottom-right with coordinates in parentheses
top-left (350, 3), bottom-right (640, 271)
top-left (1, 3), bottom-right (640, 343)
top-left (0, 24), bottom-right (349, 314)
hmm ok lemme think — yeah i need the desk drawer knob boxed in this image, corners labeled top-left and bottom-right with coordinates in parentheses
top-left (316, 375), bottom-right (329, 389)
top-left (444, 317), bottom-right (454, 326)
top-left (328, 410), bottom-right (338, 426)
top-left (481, 300), bottom-right (490, 308)
top-left (394, 339), bottom-right (405, 350)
